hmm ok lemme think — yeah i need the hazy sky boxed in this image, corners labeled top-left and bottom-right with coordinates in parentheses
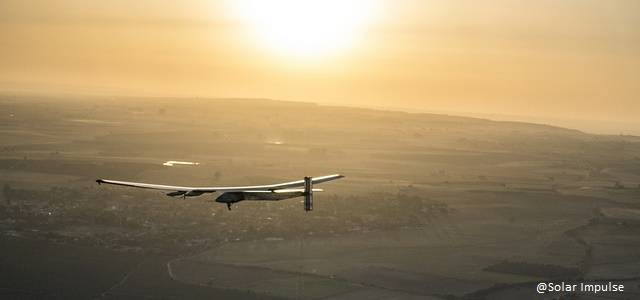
top-left (1, 0), bottom-right (639, 129)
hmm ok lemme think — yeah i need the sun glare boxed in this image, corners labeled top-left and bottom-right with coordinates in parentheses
top-left (228, 0), bottom-right (378, 59)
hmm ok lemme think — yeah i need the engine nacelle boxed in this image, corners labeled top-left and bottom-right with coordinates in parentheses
top-left (166, 190), bottom-right (203, 198)
top-left (184, 190), bottom-right (204, 197)
top-left (166, 191), bottom-right (186, 197)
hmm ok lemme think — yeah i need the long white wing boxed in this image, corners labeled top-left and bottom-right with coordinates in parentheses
top-left (96, 174), bottom-right (344, 193)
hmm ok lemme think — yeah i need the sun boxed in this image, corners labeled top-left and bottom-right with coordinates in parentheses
top-left (228, 0), bottom-right (378, 59)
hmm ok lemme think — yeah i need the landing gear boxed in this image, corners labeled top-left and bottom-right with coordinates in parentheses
top-left (227, 203), bottom-right (232, 211)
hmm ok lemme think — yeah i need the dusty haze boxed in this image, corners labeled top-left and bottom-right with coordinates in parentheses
top-left (0, 0), bottom-right (639, 134)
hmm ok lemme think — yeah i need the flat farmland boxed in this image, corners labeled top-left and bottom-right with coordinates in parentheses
top-left (1, 96), bottom-right (640, 299)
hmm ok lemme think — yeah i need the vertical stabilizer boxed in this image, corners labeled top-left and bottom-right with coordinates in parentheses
top-left (304, 176), bottom-right (313, 211)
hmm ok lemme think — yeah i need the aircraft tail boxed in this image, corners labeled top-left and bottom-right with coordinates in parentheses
top-left (304, 176), bottom-right (313, 211)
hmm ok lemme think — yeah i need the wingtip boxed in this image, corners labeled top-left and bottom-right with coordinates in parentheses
top-left (96, 179), bottom-right (103, 185)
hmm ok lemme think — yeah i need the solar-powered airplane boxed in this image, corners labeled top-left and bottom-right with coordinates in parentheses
top-left (96, 174), bottom-right (344, 211)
